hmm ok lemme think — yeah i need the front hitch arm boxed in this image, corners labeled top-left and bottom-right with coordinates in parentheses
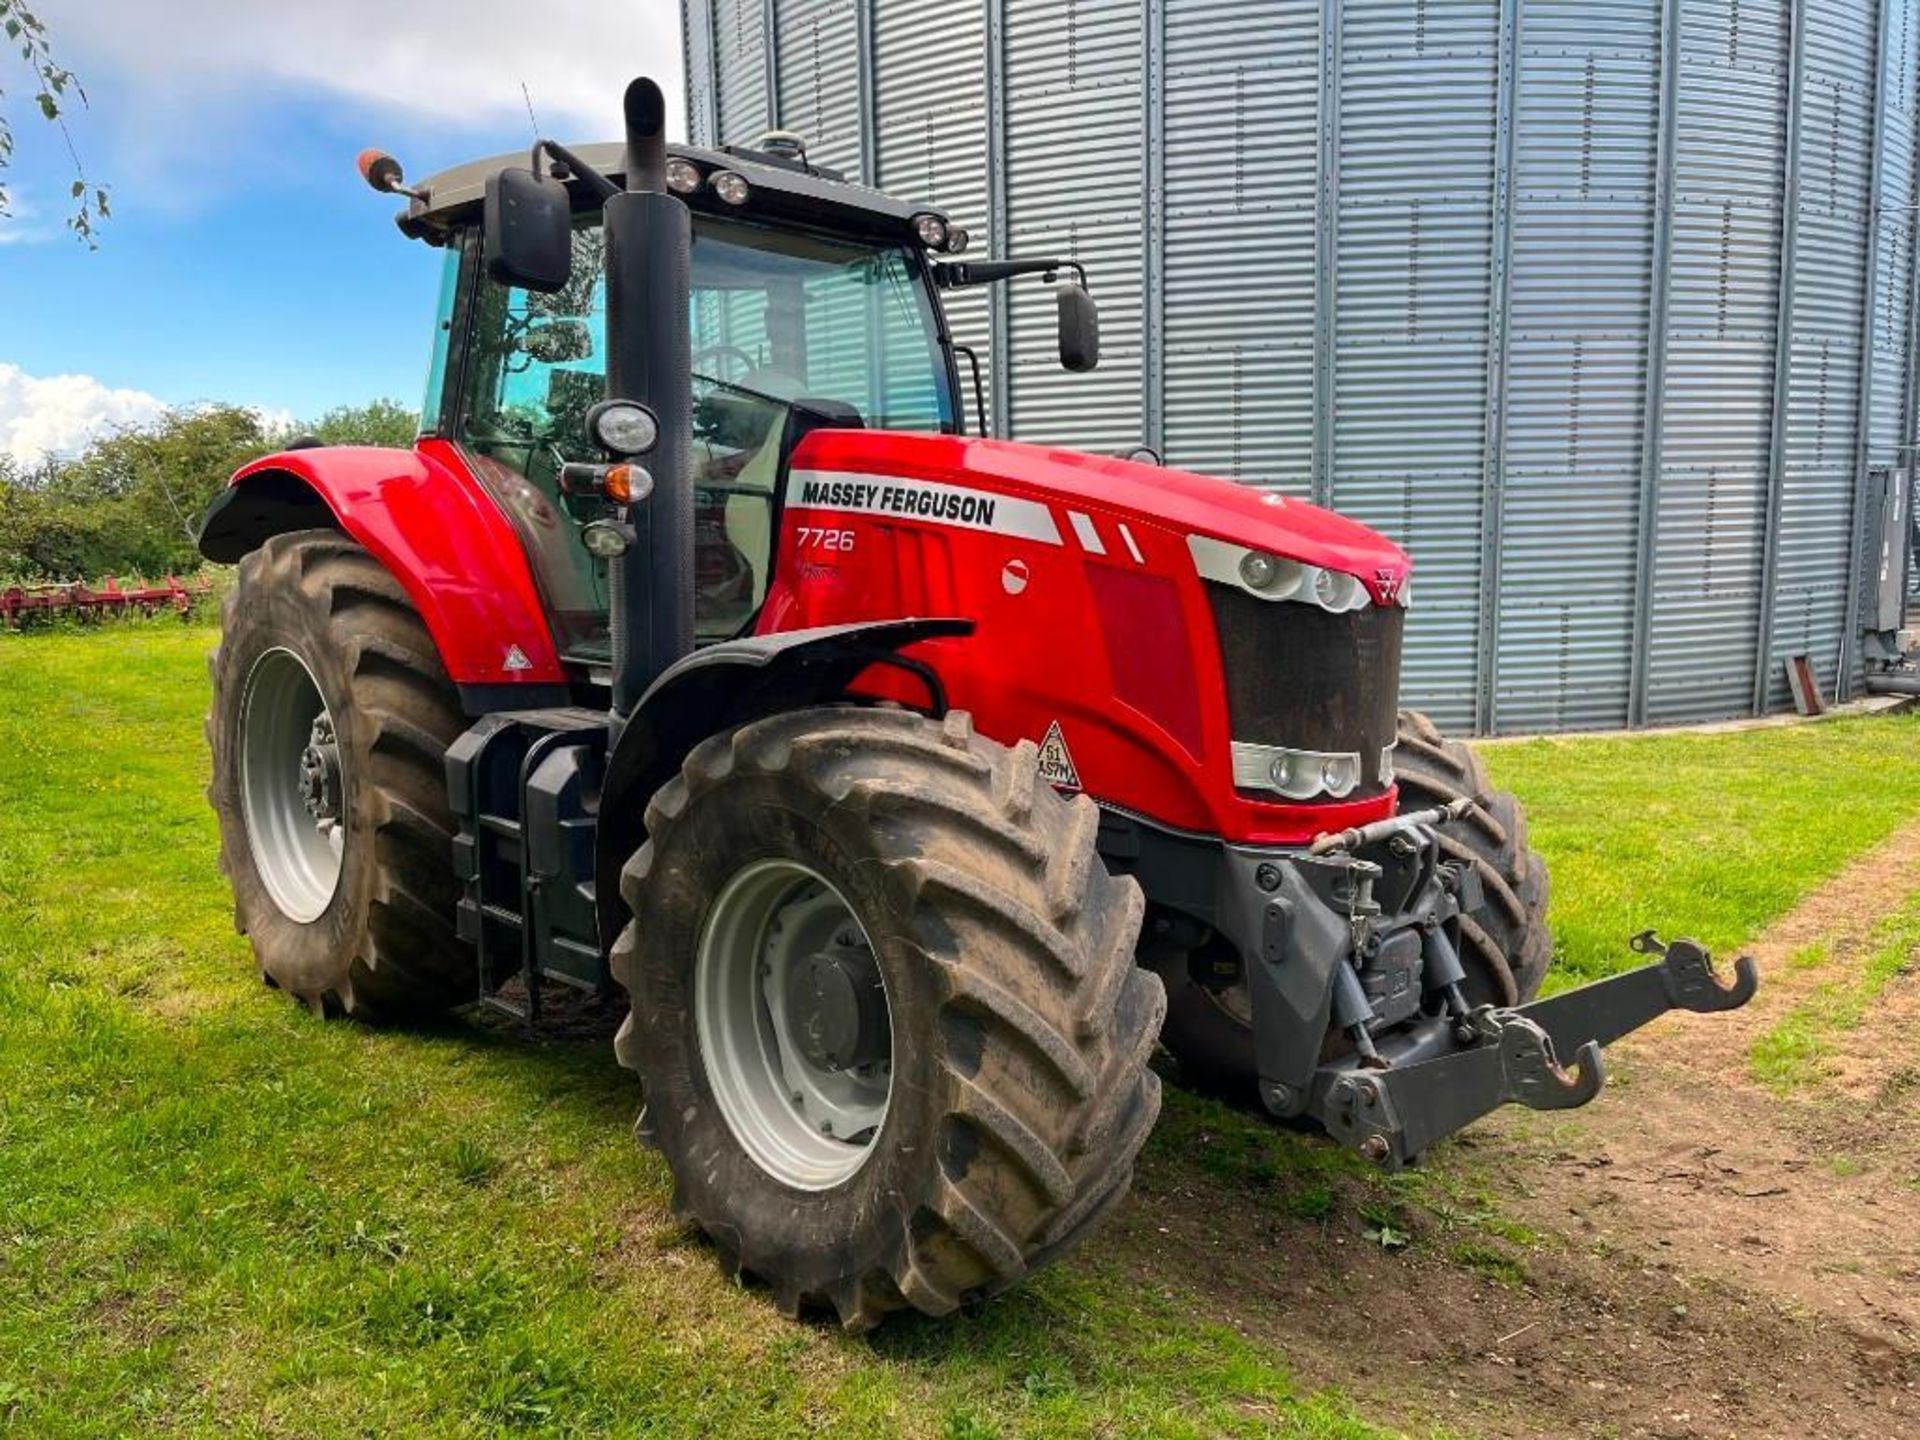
top-left (1517, 932), bottom-right (1758, 1059)
top-left (1313, 934), bottom-right (1757, 1168)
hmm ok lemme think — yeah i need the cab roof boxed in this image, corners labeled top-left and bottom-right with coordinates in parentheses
top-left (398, 141), bottom-right (947, 249)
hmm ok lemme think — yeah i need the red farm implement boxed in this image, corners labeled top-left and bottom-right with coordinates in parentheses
top-left (1, 574), bottom-right (212, 628)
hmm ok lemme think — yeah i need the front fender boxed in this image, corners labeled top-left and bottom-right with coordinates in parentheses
top-left (196, 439), bottom-right (565, 687)
top-left (593, 617), bottom-right (973, 946)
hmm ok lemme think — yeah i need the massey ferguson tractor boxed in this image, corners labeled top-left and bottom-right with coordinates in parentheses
top-left (196, 78), bottom-right (1756, 1329)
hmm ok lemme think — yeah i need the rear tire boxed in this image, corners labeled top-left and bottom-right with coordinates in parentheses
top-left (611, 706), bottom-right (1163, 1330)
top-left (207, 530), bottom-right (470, 1019)
top-left (1151, 709), bottom-right (1551, 1101)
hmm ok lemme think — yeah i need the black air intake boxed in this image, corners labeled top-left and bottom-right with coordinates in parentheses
top-left (605, 76), bottom-right (693, 716)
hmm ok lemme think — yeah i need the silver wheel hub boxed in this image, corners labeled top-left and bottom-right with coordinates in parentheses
top-left (298, 713), bottom-right (343, 829)
top-left (240, 648), bottom-right (345, 924)
top-left (696, 860), bottom-right (893, 1191)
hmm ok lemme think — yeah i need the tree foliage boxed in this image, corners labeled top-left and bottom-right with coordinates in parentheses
top-left (0, 0), bottom-right (108, 243)
top-left (301, 399), bottom-right (420, 450)
top-left (0, 399), bottom-right (421, 580)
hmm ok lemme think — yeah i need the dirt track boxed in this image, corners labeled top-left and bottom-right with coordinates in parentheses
top-left (1114, 819), bottom-right (1920, 1439)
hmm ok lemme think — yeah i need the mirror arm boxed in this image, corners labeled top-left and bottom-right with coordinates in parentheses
top-left (531, 140), bottom-right (621, 202)
top-left (937, 257), bottom-right (1088, 291)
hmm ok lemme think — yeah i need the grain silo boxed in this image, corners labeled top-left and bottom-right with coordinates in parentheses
top-left (681, 0), bottom-right (1920, 732)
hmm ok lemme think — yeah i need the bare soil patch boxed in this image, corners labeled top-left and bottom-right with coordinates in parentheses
top-left (1110, 817), bottom-right (1920, 1437)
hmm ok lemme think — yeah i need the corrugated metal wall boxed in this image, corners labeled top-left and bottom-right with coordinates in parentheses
top-left (683, 0), bottom-right (1920, 733)
top-left (1499, 0), bottom-right (1658, 731)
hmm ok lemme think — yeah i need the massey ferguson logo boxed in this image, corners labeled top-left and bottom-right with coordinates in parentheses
top-left (1373, 568), bottom-right (1403, 605)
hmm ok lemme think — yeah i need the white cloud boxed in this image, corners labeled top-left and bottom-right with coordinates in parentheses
top-left (0, 190), bottom-right (63, 247)
top-left (0, 364), bottom-right (168, 466)
top-left (51, 1), bottom-right (686, 147)
top-left (250, 405), bottom-right (298, 438)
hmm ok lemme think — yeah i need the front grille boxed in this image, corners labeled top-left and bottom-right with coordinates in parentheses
top-left (1204, 583), bottom-right (1403, 794)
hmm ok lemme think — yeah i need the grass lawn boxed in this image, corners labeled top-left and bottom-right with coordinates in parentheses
top-left (3, 622), bottom-right (1919, 1438)
top-left (1482, 714), bottom-right (1920, 986)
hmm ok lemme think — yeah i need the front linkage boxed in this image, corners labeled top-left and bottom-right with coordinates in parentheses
top-left (1218, 805), bottom-right (1758, 1168)
top-left (1319, 936), bottom-right (1756, 1167)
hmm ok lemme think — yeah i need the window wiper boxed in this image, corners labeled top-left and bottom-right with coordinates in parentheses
top-left (692, 371), bottom-right (794, 409)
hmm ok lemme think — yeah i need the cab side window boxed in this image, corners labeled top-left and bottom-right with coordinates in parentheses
top-left (463, 226), bottom-right (609, 472)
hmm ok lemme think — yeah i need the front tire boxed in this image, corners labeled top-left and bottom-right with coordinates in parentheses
top-left (611, 707), bottom-right (1164, 1329)
top-left (1392, 710), bottom-right (1551, 1005)
top-left (207, 530), bottom-right (470, 1019)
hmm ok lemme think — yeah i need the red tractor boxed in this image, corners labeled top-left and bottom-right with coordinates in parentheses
top-left (197, 79), bottom-right (1754, 1329)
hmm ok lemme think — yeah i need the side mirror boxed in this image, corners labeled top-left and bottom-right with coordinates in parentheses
top-left (1057, 282), bottom-right (1100, 373)
top-left (520, 318), bottom-right (594, 364)
top-left (483, 166), bottom-right (573, 294)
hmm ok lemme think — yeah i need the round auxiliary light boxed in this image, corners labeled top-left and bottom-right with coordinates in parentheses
top-left (1240, 550), bottom-right (1281, 590)
top-left (1379, 745), bottom-right (1397, 787)
top-left (1240, 550), bottom-right (1303, 598)
top-left (665, 157), bottom-right (702, 194)
top-left (581, 520), bottom-right (632, 559)
top-left (1312, 566), bottom-right (1362, 612)
top-left (711, 169), bottom-right (752, 206)
top-left (1269, 751), bottom-right (1302, 794)
top-left (1320, 753), bottom-right (1361, 798)
top-left (912, 212), bottom-right (949, 250)
top-left (946, 225), bottom-right (971, 254)
top-left (587, 399), bottom-right (659, 457)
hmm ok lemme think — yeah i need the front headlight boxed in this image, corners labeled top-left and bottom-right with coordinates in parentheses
top-left (1311, 567), bottom-right (1365, 613)
top-left (665, 157), bottom-right (702, 194)
top-left (586, 399), bottom-right (660, 457)
top-left (912, 212), bottom-right (949, 249)
top-left (1238, 549), bottom-right (1305, 598)
top-left (1233, 742), bottom-right (1367, 801)
top-left (1320, 752), bottom-right (1361, 798)
top-left (1188, 535), bottom-right (1373, 613)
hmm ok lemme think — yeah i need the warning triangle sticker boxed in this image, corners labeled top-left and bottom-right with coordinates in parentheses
top-left (1035, 720), bottom-right (1081, 790)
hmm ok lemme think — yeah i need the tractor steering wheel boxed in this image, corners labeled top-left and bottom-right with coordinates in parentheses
top-left (693, 345), bottom-right (758, 379)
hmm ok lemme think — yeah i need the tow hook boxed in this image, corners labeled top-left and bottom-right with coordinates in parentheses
top-left (1314, 933), bottom-right (1758, 1169)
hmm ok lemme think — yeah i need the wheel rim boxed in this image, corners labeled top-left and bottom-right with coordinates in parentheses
top-left (240, 647), bottom-right (345, 924)
top-left (696, 859), bottom-right (893, 1191)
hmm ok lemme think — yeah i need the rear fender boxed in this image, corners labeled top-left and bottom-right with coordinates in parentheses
top-left (593, 617), bottom-right (971, 945)
top-left (195, 440), bottom-right (567, 690)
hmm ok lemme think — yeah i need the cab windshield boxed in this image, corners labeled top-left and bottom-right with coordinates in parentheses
top-left (454, 213), bottom-right (956, 656)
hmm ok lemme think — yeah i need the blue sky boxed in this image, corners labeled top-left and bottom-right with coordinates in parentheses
top-left (0, 0), bottom-right (685, 461)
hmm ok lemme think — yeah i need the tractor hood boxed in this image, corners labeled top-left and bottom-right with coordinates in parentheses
top-left (786, 430), bottom-right (1412, 601)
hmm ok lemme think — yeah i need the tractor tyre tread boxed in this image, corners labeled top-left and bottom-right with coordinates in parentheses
top-left (610, 705), bottom-right (1162, 1330)
top-left (206, 529), bottom-right (468, 1020)
top-left (1392, 709), bottom-right (1552, 1004)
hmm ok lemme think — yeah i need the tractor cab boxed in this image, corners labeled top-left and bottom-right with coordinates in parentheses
top-left (400, 140), bottom-right (985, 669)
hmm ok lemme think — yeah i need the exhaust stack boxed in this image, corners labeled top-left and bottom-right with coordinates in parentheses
top-left (603, 77), bottom-right (693, 717)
